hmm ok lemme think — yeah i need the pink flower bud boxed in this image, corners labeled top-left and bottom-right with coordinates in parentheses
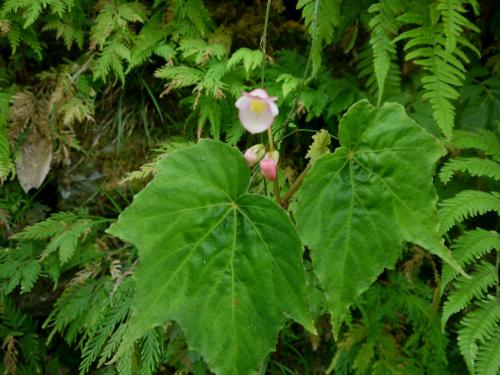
top-left (235, 88), bottom-right (279, 134)
top-left (259, 150), bottom-right (279, 181)
top-left (243, 144), bottom-right (266, 167)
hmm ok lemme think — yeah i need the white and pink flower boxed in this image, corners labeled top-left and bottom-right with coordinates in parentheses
top-left (235, 88), bottom-right (279, 134)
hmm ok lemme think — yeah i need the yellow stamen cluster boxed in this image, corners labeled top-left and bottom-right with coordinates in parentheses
top-left (249, 99), bottom-right (266, 114)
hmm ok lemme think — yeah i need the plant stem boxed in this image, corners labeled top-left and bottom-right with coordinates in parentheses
top-left (260, 0), bottom-right (275, 154)
top-left (259, 0), bottom-right (281, 204)
top-left (281, 164), bottom-right (310, 208)
top-left (260, 0), bottom-right (272, 88)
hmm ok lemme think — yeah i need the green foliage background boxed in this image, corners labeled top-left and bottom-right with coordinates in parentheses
top-left (0, 0), bottom-right (499, 374)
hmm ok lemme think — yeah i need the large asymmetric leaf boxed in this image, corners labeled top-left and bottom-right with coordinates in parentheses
top-left (107, 140), bottom-right (313, 375)
top-left (296, 100), bottom-right (457, 334)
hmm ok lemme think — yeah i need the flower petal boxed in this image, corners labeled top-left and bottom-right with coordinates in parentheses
top-left (239, 105), bottom-right (275, 134)
top-left (269, 101), bottom-right (279, 117)
top-left (248, 88), bottom-right (270, 99)
top-left (235, 95), bottom-right (250, 110)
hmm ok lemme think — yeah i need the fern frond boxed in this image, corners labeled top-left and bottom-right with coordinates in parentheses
top-left (0, 244), bottom-right (42, 295)
top-left (43, 219), bottom-right (92, 264)
top-left (20, 1), bottom-right (42, 28)
top-left (438, 190), bottom-right (500, 233)
top-left (44, 278), bottom-right (110, 345)
top-left (97, 323), bottom-right (128, 369)
top-left (11, 210), bottom-right (87, 240)
top-left (43, 18), bottom-right (84, 50)
top-left (2, 0), bottom-right (74, 28)
top-left (368, 0), bottom-right (401, 105)
top-left (154, 65), bottom-right (204, 90)
top-left (4, 19), bottom-right (21, 53)
top-left (93, 40), bottom-right (131, 84)
top-left (226, 48), bottom-right (263, 78)
top-left (20, 259), bottom-right (41, 294)
top-left (442, 229), bottom-right (500, 288)
top-left (475, 325), bottom-right (500, 375)
top-left (90, 0), bottom-right (147, 48)
top-left (198, 96), bottom-right (222, 139)
top-left (138, 328), bottom-right (162, 375)
top-left (11, 210), bottom-right (96, 265)
top-left (439, 157), bottom-right (500, 184)
top-left (437, 0), bottom-right (480, 52)
top-left (0, 296), bottom-right (42, 371)
top-left (120, 161), bottom-right (157, 184)
top-left (171, 0), bottom-right (213, 38)
top-left (452, 130), bottom-right (500, 161)
top-left (357, 43), bottom-right (401, 102)
top-left (128, 12), bottom-right (171, 70)
top-left (198, 61), bottom-right (227, 98)
top-left (397, 1), bottom-right (479, 138)
top-left (225, 121), bottom-right (244, 145)
top-left (276, 73), bottom-right (301, 98)
top-left (79, 278), bottom-right (133, 374)
top-left (458, 296), bottom-right (500, 373)
top-left (297, 0), bottom-right (341, 76)
top-left (179, 39), bottom-right (227, 65)
top-left (442, 261), bottom-right (497, 328)
top-left (115, 346), bottom-right (135, 375)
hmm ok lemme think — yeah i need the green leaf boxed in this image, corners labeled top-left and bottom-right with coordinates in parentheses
top-left (108, 140), bottom-right (313, 375)
top-left (296, 100), bottom-right (457, 334)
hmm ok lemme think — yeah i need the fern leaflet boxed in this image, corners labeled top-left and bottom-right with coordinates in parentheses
top-left (439, 157), bottom-right (500, 184)
top-left (441, 229), bottom-right (500, 289)
top-left (138, 328), bottom-right (163, 375)
top-left (441, 261), bottom-right (497, 328)
top-left (438, 190), bottom-right (500, 233)
top-left (475, 325), bottom-right (500, 375)
top-left (357, 43), bottom-right (401, 102)
top-left (79, 278), bottom-right (133, 374)
top-left (368, 0), bottom-right (401, 105)
top-left (226, 48), bottom-right (263, 78)
top-left (0, 243), bottom-right (42, 295)
top-left (128, 11), bottom-right (172, 70)
top-left (452, 129), bottom-right (500, 161)
top-left (437, 0), bottom-right (480, 52)
top-left (44, 278), bottom-right (109, 345)
top-left (178, 39), bottom-right (227, 65)
top-left (457, 296), bottom-right (500, 374)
